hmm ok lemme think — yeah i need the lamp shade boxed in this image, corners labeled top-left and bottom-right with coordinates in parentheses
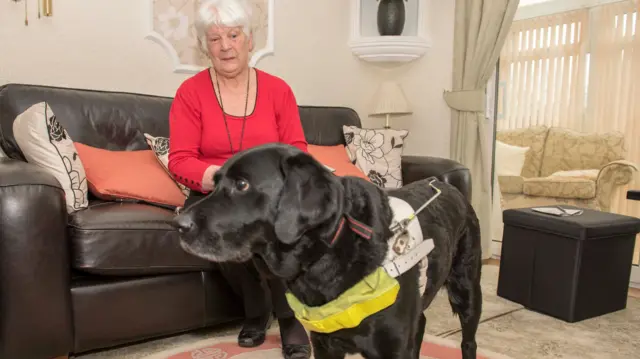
top-left (369, 81), bottom-right (412, 116)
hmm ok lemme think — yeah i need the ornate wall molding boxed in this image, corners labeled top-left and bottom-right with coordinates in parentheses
top-left (145, 0), bottom-right (274, 74)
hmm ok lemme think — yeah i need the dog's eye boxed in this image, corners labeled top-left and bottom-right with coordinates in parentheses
top-left (235, 179), bottom-right (250, 192)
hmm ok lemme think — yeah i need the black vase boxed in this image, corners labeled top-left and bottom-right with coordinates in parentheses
top-left (377, 0), bottom-right (406, 36)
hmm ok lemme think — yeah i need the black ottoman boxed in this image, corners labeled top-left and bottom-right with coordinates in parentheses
top-left (497, 206), bottom-right (640, 323)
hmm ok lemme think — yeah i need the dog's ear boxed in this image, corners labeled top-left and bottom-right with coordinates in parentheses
top-left (274, 152), bottom-right (341, 245)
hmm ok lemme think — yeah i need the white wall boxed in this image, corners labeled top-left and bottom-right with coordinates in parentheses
top-left (0, 0), bottom-right (455, 158)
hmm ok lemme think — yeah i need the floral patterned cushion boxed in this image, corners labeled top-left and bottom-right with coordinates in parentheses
top-left (342, 126), bottom-right (408, 188)
top-left (12, 102), bottom-right (89, 213)
top-left (144, 134), bottom-right (190, 197)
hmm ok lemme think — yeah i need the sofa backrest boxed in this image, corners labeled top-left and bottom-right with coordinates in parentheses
top-left (496, 125), bottom-right (549, 178)
top-left (538, 127), bottom-right (626, 177)
top-left (0, 83), bottom-right (361, 161)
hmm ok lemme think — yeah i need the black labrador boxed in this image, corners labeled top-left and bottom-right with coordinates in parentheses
top-left (174, 143), bottom-right (483, 359)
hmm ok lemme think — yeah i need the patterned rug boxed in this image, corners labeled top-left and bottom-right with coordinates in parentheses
top-left (423, 265), bottom-right (523, 336)
top-left (139, 330), bottom-right (514, 359)
top-left (75, 265), bottom-right (639, 359)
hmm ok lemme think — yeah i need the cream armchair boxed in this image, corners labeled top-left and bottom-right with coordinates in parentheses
top-left (496, 126), bottom-right (638, 212)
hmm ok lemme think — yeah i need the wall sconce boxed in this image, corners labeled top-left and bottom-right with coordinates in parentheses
top-left (10, 0), bottom-right (53, 26)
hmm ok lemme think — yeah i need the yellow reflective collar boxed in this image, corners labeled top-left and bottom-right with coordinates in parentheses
top-left (285, 267), bottom-right (400, 334)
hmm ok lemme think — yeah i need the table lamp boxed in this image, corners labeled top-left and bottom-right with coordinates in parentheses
top-left (369, 81), bottom-right (412, 128)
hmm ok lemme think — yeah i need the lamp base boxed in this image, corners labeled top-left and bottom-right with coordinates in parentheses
top-left (384, 114), bottom-right (391, 129)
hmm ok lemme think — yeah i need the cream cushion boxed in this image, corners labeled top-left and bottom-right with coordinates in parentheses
top-left (495, 140), bottom-right (529, 176)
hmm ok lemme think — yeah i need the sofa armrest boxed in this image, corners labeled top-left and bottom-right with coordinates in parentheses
top-left (401, 155), bottom-right (472, 200)
top-left (595, 159), bottom-right (639, 211)
top-left (0, 159), bottom-right (73, 359)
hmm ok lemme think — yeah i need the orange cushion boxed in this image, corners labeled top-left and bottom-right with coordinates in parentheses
top-left (74, 143), bottom-right (186, 208)
top-left (307, 144), bottom-right (370, 181)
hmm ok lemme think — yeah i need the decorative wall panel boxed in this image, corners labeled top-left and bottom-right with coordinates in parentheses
top-left (146, 0), bottom-right (273, 73)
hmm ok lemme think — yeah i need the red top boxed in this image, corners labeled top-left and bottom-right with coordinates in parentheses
top-left (168, 68), bottom-right (308, 192)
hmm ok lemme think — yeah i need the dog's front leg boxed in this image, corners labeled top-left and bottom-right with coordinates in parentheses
top-left (412, 312), bottom-right (427, 359)
top-left (310, 333), bottom-right (346, 359)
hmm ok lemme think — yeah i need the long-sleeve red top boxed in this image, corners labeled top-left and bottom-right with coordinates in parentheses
top-left (168, 68), bottom-right (308, 193)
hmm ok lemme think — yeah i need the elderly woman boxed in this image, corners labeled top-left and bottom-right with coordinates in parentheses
top-left (167, 1), bottom-right (311, 358)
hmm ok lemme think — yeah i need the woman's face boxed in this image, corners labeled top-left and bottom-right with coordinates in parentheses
top-left (205, 25), bottom-right (253, 78)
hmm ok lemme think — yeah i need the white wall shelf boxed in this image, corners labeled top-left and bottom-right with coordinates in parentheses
top-left (349, 0), bottom-right (431, 63)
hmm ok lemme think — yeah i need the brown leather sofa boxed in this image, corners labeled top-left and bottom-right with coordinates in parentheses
top-left (0, 83), bottom-right (471, 359)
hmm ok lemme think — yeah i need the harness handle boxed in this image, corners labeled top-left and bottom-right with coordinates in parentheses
top-left (390, 177), bottom-right (442, 234)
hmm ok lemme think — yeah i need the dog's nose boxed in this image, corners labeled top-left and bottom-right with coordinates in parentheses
top-left (173, 213), bottom-right (196, 234)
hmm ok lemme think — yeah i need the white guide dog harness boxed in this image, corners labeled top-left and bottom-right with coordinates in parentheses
top-left (384, 196), bottom-right (434, 296)
top-left (383, 177), bottom-right (442, 295)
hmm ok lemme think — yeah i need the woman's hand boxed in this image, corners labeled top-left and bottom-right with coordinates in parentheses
top-left (202, 165), bottom-right (221, 192)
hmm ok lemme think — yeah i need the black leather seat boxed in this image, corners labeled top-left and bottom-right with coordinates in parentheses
top-left (0, 83), bottom-right (471, 359)
top-left (69, 200), bottom-right (215, 276)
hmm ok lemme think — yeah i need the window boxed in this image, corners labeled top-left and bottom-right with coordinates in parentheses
top-left (498, 8), bottom-right (589, 131)
top-left (498, 0), bottom-right (639, 135)
top-left (498, 0), bottom-right (640, 265)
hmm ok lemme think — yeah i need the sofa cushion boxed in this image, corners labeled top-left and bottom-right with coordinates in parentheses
top-left (539, 127), bottom-right (626, 177)
top-left (299, 106), bottom-right (361, 146)
top-left (69, 200), bottom-right (215, 276)
top-left (495, 140), bottom-right (529, 176)
top-left (12, 102), bottom-right (89, 214)
top-left (523, 177), bottom-right (596, 199)
top-left (496, 125), bottom-right (549, 178)
top-left (498, 175), bottom-right (524, 194)
top-left (144, 133), bottom-right (191, 197)
top-left (343, 126), bottom-right (408, 188)
top-left (0, 84), bottom-right (363, 161)
top-left (75, 142), bottom-right (187, 208)
top-left (549, 169), bottom-right (599, 180)
top-left (0, 84), bottom-right (174, 160)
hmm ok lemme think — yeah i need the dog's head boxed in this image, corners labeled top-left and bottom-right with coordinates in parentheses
top-left (173, 143), bottom-right (344, 274)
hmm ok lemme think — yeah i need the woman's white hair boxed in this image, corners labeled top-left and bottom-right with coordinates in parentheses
top-left (195, 0), bottom-right (253, 47)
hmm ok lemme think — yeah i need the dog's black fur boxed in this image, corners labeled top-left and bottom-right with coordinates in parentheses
top-left (174, 143), bottom-right (483, 359)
